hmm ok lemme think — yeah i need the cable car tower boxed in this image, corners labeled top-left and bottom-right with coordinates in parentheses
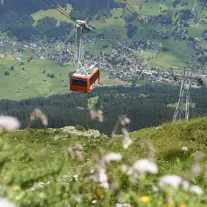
top-left (172, 68), bottom-right (192, 121)
top-left (172, 67), bottom-right (204, 121)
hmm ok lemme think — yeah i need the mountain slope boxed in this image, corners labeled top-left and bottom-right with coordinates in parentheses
top-left (1, 117), bottom-right (207, 206)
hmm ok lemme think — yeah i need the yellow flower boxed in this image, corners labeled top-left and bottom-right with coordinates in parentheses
top-left (179, 204), bottom-right (187, 207)
top-left (166, 203), bottom-right (173, 207)
top-left (166, 198), bottom-right (174, 207)
top-left (97, 187), bottom-right (103, 197)
top-left (140, 196), bottom-right (151, 204)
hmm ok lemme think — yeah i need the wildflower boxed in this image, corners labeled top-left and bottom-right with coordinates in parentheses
top-left (30, 108), bottom-right (48, 126)
top-left (116, 204), bottom-right (131, 207)
top-left (158, 175), bottom-right (189, 190)
top-left (122, 136), bottom-right (132, 149)
top-left (0, 198), bottom-right (17, 207)
top-left (91, 168), bottom-right (109, 190)
top-left (67, 147), bottom-right (75, 159)
top-left (75, 196), bottom-right (81, 203)
top-left (91, 200), bottom-right (97, 204)
top-left (121, 164), bottom-right (128, 173)
top-left (112, 115), bottom-right (130, 136)
top-left (97, 187), bottom-right (103, 197)
top-left (104, 153), bottom-right (122, 163)
top-left (119, 115), bottom-right (130, 126)
top-left (0, 116), bottom-right (20, 133)
top-left (132, 159), bottom-right (158, 176)
top-left (90, 109), bottom-right (103, 122)
top-left (179, 204), bottom-right (187, 207)
top-left (140, 196), bottom-right (150, 204)
top-left (121, 128), bottom-right (132, 149)
top-left (189, 185), bottom-right (203, 195)
top-left (100, 181), bottom-right (109, 189)
top-left (68, 144), bottom-right (84, 161)
top-left (73, 174), bottom-right (79, 181)
top-left (166, 198), bottom-right (174, 207)
top-left (181, 146), bottom-right (188, 152)
top-left (99, 168), bottom-right (109, 189)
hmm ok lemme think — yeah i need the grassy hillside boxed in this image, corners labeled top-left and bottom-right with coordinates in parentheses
top-left (31, 4), bottom-right (73, 26)
top-left (1, 116), bottom-right (207, 206)
top-left (0, 48), bottom-right (125, 100)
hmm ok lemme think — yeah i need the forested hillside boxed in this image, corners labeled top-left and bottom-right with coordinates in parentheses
top-left (0, 0), bottom-right (118, 40)
top-left (0, 0), bottom-right (206, 41)
top-left (1, 85), bottom-right (207, 135)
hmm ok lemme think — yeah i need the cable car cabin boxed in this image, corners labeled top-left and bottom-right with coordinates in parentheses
top-left (70, 67), bottom-right (100, 93)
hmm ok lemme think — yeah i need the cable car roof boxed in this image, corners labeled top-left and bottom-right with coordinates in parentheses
top-left (72, 65), bottom-right (99, 78)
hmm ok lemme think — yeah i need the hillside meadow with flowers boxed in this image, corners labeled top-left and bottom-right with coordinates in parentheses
top-left (0, 108), bottom-right (206, 207)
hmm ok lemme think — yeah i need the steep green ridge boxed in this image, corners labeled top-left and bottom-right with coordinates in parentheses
top-left (1, 117), bottom-right (207, 206)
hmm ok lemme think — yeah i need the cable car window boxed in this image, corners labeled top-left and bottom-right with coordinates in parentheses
top-left (72, 78), bottom-right (87, 87)
top-left (90, 71), bottom-right (99, 85)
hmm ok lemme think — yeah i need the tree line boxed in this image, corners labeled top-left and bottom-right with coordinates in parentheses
top-left (0, 85), bottom-right (207, 135)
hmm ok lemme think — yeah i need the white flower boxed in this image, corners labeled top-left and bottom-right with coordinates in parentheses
top-left (121, 164), bottom-right (128, 173)
top-left (0, 198), bottom-right (17, 207)
top-left (190, 185), bottom-right (203, 195)
top-left (100, 181), bottom-right (109, 189)
top-left (181, 146), bottom-right (188, 151)
top-left (158, 175), bottom-right (189, 190)
top-left (91, 168), bottom-right (109, 190)
top-left (73, 174), bottom-right (79, 181)
top-left (99, 168), bottom-right (108, 183)
top-left (91, 200), bottom-right (97, 204)
top-left (75, 196), bottom-right (81, 203)
top-left (132, 159), bottom-right (158, 175)
top-left (123, 137), bottom-right (132, 149)
top-left (0, 116), bottom-right (20, 133)
top-left (30, 108), bottom-right (48, 126)
top-left (104, 153), bottom-right (122, 163)
top-left (116, 203), bottom-right (131, 207)
top-left (90, 109), bottom-right (103, 122)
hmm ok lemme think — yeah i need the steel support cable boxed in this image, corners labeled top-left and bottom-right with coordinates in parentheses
top-left (41, 0), bottom-right (168, 77)
top-left (42, 0), bottom-right (147, 66)
top-left (41, 0), bottom-right (158, 64)
top-left (42, 0), bottom-right (76, 23)
top-left (43, 0), bottom-right (189, 67)
top-left (124, 6), bottom-right (185, 67)
top-left (124, 1), bottom-right (186, 57)
top-left (123, 0), bottom-right (188, 65)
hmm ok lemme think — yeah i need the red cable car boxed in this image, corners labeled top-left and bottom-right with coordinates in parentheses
top-left (70, 67), bottom-right (100, 93)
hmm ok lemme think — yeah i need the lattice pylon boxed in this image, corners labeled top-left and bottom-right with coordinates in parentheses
top-left (173, 69), bottom-right (192, 121)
